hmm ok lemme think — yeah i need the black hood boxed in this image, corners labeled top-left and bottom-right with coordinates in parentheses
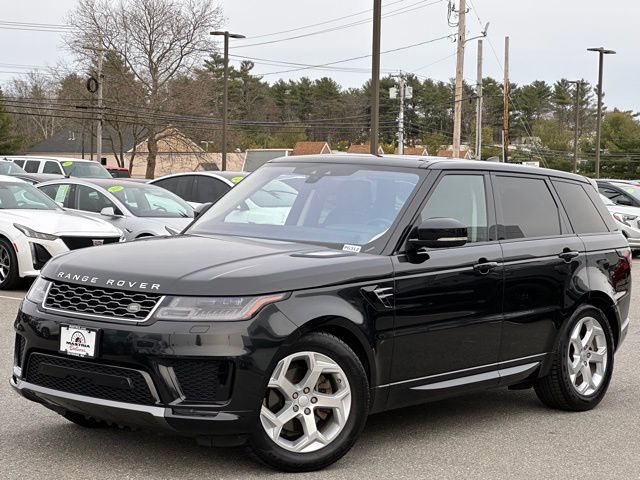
top-left (42, 235), bottom-right (392, 296)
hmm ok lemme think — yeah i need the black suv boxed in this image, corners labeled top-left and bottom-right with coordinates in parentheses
top-left (12, 155), bottom-right (631, 471)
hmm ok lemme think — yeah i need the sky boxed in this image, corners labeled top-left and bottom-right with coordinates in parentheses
top-left (1, 0), bottom-right (638, 110)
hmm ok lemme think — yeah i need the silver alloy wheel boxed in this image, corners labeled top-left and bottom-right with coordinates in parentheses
top-left (260, 351), bottom-right (352, 453)
top-left (567, 316), bottom-right (608, 396)
top-left (0, 244), bottom-right (10, 284)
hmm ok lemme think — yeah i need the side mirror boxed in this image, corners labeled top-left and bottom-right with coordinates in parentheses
top-left (100, 206), bottom-right (117, 217)
top-left (194, 202), bottom-right (213, 218)
top-left (409, 217), bottom-right (468, 249)
top-left (165, 226), bottom-right (181, 236)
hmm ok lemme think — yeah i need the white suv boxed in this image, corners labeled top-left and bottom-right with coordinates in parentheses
top-left (3, 156), bottom-right (112, 178)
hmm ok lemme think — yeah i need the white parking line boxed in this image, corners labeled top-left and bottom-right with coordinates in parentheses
top-left (0, 295), bottom-right (23, 301)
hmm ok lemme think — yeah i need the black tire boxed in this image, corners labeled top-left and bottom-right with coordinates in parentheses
top-left (534, 305), bottom-right (614, 412)
top-left (62, 411), bottom-right (109, 428)
top-left (0, 238), bottom-right (20, 290)
top-left (249, 332), bottom-right (370, 472)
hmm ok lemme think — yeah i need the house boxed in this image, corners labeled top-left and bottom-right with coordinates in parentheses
top-left (347, 144), bottom-right (384, 155)
top-left (292, 141), bottom-right (331, 156)
top-left (395, 146), bottom-right (429, 156)
top-left (243, 148), bottom-right (292, 172)
top-left (436, 145), bottom-right (473, 159)
top-left (27, 127), bottom-right (244, 177)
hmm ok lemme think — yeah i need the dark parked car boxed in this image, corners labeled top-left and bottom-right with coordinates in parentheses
top-left (12, 155), bottom-right (631, 472)
top-left (149, 171), bottom-right (247, 206)
top-left (105, 166), bottom-right (131, 178)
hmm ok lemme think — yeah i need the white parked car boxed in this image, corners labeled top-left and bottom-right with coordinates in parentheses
top-left (599, 193), bottom-right (640, 252)
top-left (0, 176), bottom-right (123, 289)
top-left (3, 156), bottom-right (112, 178)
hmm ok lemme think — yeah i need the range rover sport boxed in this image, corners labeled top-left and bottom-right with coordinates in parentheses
top-left (12, 155), bottom-right (631, 472)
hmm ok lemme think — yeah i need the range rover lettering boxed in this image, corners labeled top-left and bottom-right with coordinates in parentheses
top-left (11, 155), bottom-right (631, 472)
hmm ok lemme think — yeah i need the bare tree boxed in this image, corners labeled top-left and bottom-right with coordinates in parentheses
top-left (67, 0), bottom-right (222, 178)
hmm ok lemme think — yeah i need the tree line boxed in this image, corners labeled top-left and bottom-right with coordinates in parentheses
top-left (1, 0), bottom-right (639, 179)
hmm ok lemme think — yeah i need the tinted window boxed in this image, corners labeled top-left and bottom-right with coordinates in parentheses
top-left (495, 176), bottom-right (560, 239)
top-left (194, 177), bottom-right (230, 204)
top-left (62, 161), bottom-right (111, 178)
top-left (154, 176), bottom-right (194, 201)
top-left (599, 186), bottom-right (631, 205)
top-left (419, 174), bottom-right (488, 243)
top-left (554, 181), bottom-right (608, 234)
top-left (24, 160), bottom-right (40, 173)
top-left (76, 185), bottom-right (116, 213)
top-left (39, 184), bottom-right (73, 208)
top-left (13, 160), bottom-right (25, 167)
top-left (43, 161), bottom-right (63, 174)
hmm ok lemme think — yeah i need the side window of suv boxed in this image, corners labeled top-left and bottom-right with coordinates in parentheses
top-left (419, 174), bottom-right (488, 243)
top-left (24, 160), bottom-right (40, 173)
top-left (43, 161), bottom-right (63, 174)
top-left (553, 181), bottom-right (609, 234)
top-left (495, 175), bottom-right (561, 239)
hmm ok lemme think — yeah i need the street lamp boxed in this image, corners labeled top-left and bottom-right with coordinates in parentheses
top-left (211, 31), bottom-right (246, 171)
top-left (587, 47), bottom-right (616, 178)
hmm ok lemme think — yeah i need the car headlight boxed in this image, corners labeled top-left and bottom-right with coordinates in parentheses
top-left (14, 223), bottom-right (58, 241)
top-left (153, 293), bottom-right (288, 321)
top-left (26, 276), bottom-right (51, 304)
top-left (612, 213), bottom-right (638, 227)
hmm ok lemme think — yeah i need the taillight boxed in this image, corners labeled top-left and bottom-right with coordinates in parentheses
top-left (617, 247), bottom-right (632, 267)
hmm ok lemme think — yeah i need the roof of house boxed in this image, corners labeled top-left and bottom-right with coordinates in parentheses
top-left (347, 144), bottom-right (384, 154)
top-left (28, 126), bottom-right (142, 155)
top-left (243, 149), bottom-right (292, 172)
top-left (395, 146), bottom-right (429, 156)
top-left (437, 145), bottom-right (472, 159)
top-left (292, 141), bottom-right (331, 156)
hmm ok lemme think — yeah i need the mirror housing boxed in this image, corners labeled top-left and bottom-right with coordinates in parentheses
top-left (409, 218), bottom-right (468, 249)
top-left (194, 202), bottom-right (213, 218)
top-left (100, 206), bottom-right (118, 217)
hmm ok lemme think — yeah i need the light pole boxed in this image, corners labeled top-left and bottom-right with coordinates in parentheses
top-left (587, 47), bottom-right (616, 178)
top-left (370, 0), bottom-right (382, 155)
top-left (567, 80), bottom-right (581, 173)
top-left (211, 31), bottom-right (245, 171)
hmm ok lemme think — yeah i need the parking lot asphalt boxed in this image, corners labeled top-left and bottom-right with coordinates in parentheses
top-left (2, 266), bottom-right (639, 480)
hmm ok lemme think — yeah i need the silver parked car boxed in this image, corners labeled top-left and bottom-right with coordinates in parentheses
top-left (599, 193), bottom-right (640, 252)
top-left (37, 178), bottom-right (194, 240)
top-left (149, 171), bottom-right (247, 207)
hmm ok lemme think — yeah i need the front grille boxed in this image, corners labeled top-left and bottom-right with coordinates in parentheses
top-left (14, 334), bottom-right (26, 368)
top-left (60, 236), bottom-right (120, 250)
top-left (168, 359), bottom-right (232, 403)
top-left (44, 281), bottom-right (161, 321)
top-left (25, 353), bottom-right (156, 405)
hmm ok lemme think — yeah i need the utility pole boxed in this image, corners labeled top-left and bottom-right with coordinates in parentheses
top-left (588, 47), bottom-right (616, 179)
top-left (452, 0), bottom-right (466, 158)
top-left (370, 0), bottom-right (382, 155)
top-left (211, 31), bottom-right (246, 171)
top-left (568, 80), bottom-right (580, 173)
top-left (96, 47), bottom-right (104, 165)
top-left (502, 36), bottom-right (510, 163)
top-left (397, 76), bottom-right (406, 154)
top-left (475, 39), bottom-right (483, 160)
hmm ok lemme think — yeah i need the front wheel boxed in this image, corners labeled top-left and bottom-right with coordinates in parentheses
top-left (250, 332), bottom-right (369, 472)
top-left (534, 306), bottom-right (614, 411)
top-left (0, 238), bottom-right (20, 290)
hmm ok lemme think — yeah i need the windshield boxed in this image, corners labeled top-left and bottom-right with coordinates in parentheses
top-left (108, 184), bottom-right (194, 218)
top-left (62, 161), bottom-right (112, 179)
top-left (188, 164), bottom-right (421, 249)
top-left (0, 183), bottom-right (59, 210)
top-left (0, 162), bottom-right (26, 175)
top-left (613, 182), bottom-right (640, 202)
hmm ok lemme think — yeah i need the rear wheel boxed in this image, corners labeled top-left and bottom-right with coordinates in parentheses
top-left (534, 306), bottom-right (614, 411)
top-left (250, 332), bottom-right (369, 472)
top-left (0, 238), bottom-right (20, 290)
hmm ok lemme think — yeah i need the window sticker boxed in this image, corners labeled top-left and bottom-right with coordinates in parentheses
top-left (54, 185), bottom-right (69, 203)
top-left (108, 186), bottom-right (124, 193)
top-left (342, 244), bottom-right (362, 253)
top-left (626, 187), bottom-right (635, 193)
top-left (231, 176), bottom-right (244, 184)
top-left (62, 161), bottom-right (74, 167)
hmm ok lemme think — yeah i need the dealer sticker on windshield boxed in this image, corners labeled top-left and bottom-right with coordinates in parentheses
top-left (342, 244), bottom-right (362, 253)
top-left (59, 325), bottom-right (97, 358)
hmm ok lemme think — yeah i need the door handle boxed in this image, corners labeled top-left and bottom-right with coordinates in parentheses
top-left (473, 261), bottom-right (499, 274)
top-left (558, 250), bottom-right (579, 261)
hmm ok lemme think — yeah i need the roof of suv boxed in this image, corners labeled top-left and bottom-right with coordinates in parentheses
top-left (268, 154), bottom-right (590, 183)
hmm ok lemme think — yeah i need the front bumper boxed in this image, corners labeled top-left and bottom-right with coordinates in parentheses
top-left (12, 297), bottom-right (299, 442)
